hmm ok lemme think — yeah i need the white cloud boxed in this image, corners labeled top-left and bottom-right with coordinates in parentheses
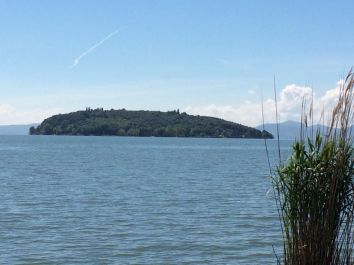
top-left (0, 104), bottom-right (15, 115)
top-left (185, 102), bottom-right (264, 127)
top-left (0, 80), bottom-right (345, 127)
top-left (185, 81), bottom-right (344, 127)
top-left (0, 104), bottom-right (60, 125)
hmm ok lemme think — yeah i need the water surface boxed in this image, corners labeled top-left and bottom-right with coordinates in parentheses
top-left (0, 136), bottom-right (292, 264)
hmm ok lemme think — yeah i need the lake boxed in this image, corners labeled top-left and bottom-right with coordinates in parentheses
top-left (0, 136), bottom-right (293, 264)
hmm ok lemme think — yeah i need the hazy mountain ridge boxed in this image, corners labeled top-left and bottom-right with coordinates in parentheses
top-left (255, 121), bottom-right (332, 140)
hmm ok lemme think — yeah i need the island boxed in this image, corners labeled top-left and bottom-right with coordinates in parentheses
top-left (29, 108), bottom-right (273, 139)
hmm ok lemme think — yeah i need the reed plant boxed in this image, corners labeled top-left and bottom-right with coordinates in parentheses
top-left (273, 70), bottom-right (354, 265)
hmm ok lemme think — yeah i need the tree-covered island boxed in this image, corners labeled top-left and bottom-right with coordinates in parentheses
top-left (29, 108), bottom-right (273, 138)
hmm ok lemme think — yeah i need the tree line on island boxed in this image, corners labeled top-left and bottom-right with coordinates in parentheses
top-left (29, 108), bottom-right (273, 138)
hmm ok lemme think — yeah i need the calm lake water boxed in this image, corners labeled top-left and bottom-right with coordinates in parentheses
top-left (0, 136), bottom-right (293, 264)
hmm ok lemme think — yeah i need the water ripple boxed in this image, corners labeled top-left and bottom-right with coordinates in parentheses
top-left (0, 136), bottom-right (291, 264)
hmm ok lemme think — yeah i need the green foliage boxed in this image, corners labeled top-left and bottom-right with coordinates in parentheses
top-left (29, 108), bottom-right (273, 138)
top-left (275, 134), bottom-right (354, 264)
top-left (273, 71), bottom-right (354, 265)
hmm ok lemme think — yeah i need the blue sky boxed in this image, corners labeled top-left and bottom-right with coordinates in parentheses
top-left (1, 0), bottom-right (354, 125)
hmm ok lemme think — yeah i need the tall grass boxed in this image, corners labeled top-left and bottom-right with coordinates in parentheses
top-left (273, 70), bottom-right (354, 265)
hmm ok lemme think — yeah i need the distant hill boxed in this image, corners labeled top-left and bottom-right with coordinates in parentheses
top-left (256, 121), bottom-right (302, 140)
top-left (30, 108), bottom-right (273, 139)
top-left (255, 121), bottom-right (330, 140)
top-left (0, 124), bottom-right (39, 135)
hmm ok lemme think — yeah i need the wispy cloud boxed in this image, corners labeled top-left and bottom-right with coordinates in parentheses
top-left (71, 28), bottom-right (123, 68)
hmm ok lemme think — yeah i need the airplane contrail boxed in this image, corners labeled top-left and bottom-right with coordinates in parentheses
top-left (71, 28), bottom-right (123, 68)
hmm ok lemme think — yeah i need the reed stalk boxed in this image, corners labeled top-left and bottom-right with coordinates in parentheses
top-left (273, 70), bottom-right (354, 265)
